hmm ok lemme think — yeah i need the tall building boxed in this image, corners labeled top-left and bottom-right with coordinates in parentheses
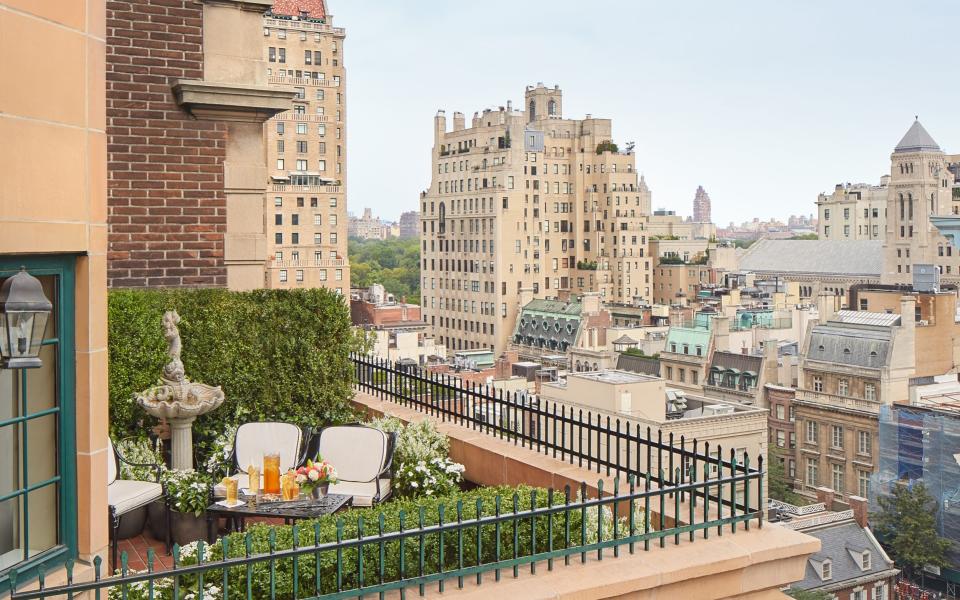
top-left (692, 185), bottom-right (712, 223)
top-left (881, 120), bottom-right (959, 283)
top-left (420, 84), bottom-right (651, 354)
top-left (107, 0), bottom-right (293, 289)
top-left (399, 211), bottom-right (421, 239)
top-left (817, 178), bottom-right (889, 240)
top-left (263, 0), bottom-right (350, 293)
top-left (349, 208), bottom-right (391, 240)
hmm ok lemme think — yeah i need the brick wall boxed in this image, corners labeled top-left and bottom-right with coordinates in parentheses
top-left (106, 0), bottom-right (227, 287)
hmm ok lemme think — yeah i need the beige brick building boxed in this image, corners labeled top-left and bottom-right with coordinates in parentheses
top-left (420, 84), bottom-right (654, 354)
top-left (262, 1), bottom-right (350, 293)
top-left (816, 177), bottom-right (889, 241)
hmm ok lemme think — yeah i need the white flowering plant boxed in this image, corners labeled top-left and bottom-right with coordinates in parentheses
top-left (115, 436), bottom-right (166, 482)
top-left (369, 416), bottom-right (465, 499)
top-left (202, 425), bottom-right (237, 478)
top-left (161, 470), bottom-right (213, 517)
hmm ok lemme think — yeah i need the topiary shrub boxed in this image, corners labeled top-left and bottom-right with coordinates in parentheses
top-left (108, 288), bottom-right (365, 458)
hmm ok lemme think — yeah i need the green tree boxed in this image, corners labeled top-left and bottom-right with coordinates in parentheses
top-left (767, 448), bottom-right (805, 506)
top-left (348, 237), bottom-right (421, 301)
top-left (872, 482), bottom-right (952, 582)
top-left (788, 233), bottom-right (819, 240)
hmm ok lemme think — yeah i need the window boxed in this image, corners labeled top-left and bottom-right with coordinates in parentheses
top-left (313, 215), bottom-right (322, 226)
top-left (858, 431), bottom-right (871, 455)
top-left (813, 376), bottom-right (823, 392)
top-left (295, 269), bottom-right (304, 282)
top-left (788, 459), bottom-right (796, 478)
top-left (291, 233), bottom-right (299, 245)
top-left (666, 366), bottom-right (673, 380)
top-left (279, 269), bottom-right (288, 282)
top-left (278, 48), bottom-right (286, 63)
top-left (831, 425), bottom-right (843, 449)
top-left (820, 560), bottom-right (831, 580)
top-left (805, 421), bottom-right (819, 443)
top-left (329, 198), bottom-right (337, 208)
top-left (0, 258), bottom-right (77, 581)
top-left (776, 430), bottom-right (785, 448)
top-left (335, 269), bottom-right (343, 281)
top-left (274, 197), bottom-right (282, 207)
top-left (275, 233), bottom-right (282, 244)
top-left (776, 405), bottom-right (785, 420)
top-left (838, 378), bottom-right (849, 396)
top-left (296, 159), bottom-right (308, 171)
top-left (858, 468), bottom-right (871, 499)
top-left (806, 459), bottom-right (819, 486)
top-left (865, 383), bottom-right (876, 401)
top-left (329, 214), bottom-right (338, 226)
top-left (832, 463), bottom-right (844, 493)
top-left (274, 214), bottom-right (282, 226)
top-left (291, 214), bottom-right (299, 226)
top-left (276, 159), bottom-right (284, 170)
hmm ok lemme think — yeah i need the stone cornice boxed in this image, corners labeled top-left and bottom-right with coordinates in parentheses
top-left (201, 0), bottom-right (273, 12)
top-left (172, 80), bottom-right (296, 123)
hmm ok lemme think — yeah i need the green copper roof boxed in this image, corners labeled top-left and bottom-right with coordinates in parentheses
top-left (521, 298), bottom-right (582, 317)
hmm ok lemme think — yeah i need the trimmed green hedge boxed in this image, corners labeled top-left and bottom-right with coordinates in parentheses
top-left (108, 288), bottom-right (363, 452)
top-left (109, 485), bottom-right (635, 599)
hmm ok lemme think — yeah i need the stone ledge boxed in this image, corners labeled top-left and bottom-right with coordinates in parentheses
top-left (172, 80), bottom-right (296, 123)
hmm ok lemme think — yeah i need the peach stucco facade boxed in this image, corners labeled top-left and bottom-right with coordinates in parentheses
top-left (0, 0), bottom-right (110, 574)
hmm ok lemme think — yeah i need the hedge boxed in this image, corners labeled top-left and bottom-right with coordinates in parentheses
top-left (108, 288), bottom-right (364, 453)
top-left (109, 485), bottom-right (636, 599)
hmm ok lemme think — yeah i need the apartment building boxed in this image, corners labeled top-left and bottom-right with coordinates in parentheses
top-left (792, 304), bottom-right (917, 501)
top-left (398, 211), bottom-right (421, 239)
top-left (263, 1), bottom-right (350, 292)
top-left (817, 178), bottom-right (889, 241)
top-left (420, 84), bottom-right (651, 354)
top-left (349, 208), bottom-right (392, 240)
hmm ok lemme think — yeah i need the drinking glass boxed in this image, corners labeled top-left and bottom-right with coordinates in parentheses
top-left (225, 476), bottom-right (239, 505)
top-left (263, 453), bottom-right (281, 495)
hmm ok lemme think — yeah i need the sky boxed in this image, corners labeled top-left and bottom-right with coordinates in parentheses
top-left (332, 0), bottom-right (960, 226)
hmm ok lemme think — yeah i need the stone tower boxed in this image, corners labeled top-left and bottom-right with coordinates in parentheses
top-left (693, 185), bottom-right (712, 223)
top-left (882, 119), bottom-right (951, 283)
top-left (525, 83), bottom-right (562, 123)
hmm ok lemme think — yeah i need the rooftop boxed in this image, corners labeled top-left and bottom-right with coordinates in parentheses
top-left (738, 239), bottom-right (883, 277)
top-left (521, 298), bottom-right (583, 316)
top-left (271, 0), bottom-right (327, 19)
top-left (794, 520), bottom-right (896, 591)
top-left (572, 370), bottom-right (659, 385)
top-left (894, 119), bottom-right (941, 154)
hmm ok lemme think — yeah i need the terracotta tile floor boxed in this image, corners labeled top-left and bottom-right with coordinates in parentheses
top-left (115, 516), bottom-right (287, 573)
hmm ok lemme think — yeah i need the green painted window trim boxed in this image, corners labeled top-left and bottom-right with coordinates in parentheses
top-left (0, 255), bottom-right (78, 593)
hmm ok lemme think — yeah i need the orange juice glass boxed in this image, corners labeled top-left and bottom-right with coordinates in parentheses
top-left (247, 464), bottom-right (260, 496)
top-left (263, 453), bottom-right (281, 495)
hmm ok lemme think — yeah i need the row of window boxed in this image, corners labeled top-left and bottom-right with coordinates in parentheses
top-left (266, 47), bottom-right (340, 68)
top-left (810, 375), bottom-right (877, 400)
top-left (276, 140), bottom-right (340, 154)
top-left (822, 207), bottom-right (881, 221)
top-left (275, 232), bottom-right (338, 245)
top-left (278, 268), bottom-right (342, 282)
top-left (804, 457), bottom-right (871, 499)
top-left (274, 213), bottom-right (337, 226)
top-left (803, 421), bottom-right (873, 454)
top-left (274, 196), bottom-right (338, 208)
top-left (663, 365), bottom-right (699, 385)
top-left (274, 250), bottom-right (339, 262)
top-left (276, 158), bottom-right (340, 173)
top-left (264, 28), bottom-right (340, 49)
top-left (277, 122), bottom-right (338, 137)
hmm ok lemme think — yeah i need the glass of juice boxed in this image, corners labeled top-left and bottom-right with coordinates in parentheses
top-left (224, 476), bottom-right (239, 505)
top-left (263, 453), bottom-right (281, 495)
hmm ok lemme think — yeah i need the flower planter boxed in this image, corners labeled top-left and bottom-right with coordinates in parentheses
top-left (169, 510), bottom-right (208, 547)
top-left (115, 505), bottom-right (148, 539)
top-left (146, 500), bottom-right (168, 541)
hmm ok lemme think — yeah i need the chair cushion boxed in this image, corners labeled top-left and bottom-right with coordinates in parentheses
top-left (108, 480), bottom-right (163, 515)
top-left (329, 479), bottom-right (391, 507)
top-left (318, 426), bottom-right (387, 483)
top-left (235, 422), bottom-right (303, 476)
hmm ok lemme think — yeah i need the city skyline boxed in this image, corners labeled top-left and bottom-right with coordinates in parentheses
top-left (334, 0), bottom-right (960, 225)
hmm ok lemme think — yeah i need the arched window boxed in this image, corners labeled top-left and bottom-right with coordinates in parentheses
top-left (529, 99), bottom-right (536, 121)
top-left (548, 99), bottom-right (556, 115)
top-left (592, 363), bottom-right (599, 371)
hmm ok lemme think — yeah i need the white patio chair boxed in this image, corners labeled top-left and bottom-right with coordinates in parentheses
top-left (107, 438), bottom-right (165, 568)
top-left (316, 424), bottom-right (396, 507)
top-left (230, 422), bottom-right (309, 491)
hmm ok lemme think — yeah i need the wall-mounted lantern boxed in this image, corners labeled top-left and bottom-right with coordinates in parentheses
top-left (0, 268), bottom-right (53, 369)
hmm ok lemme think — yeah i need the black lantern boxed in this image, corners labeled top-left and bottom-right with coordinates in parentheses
top-left (0, 268), bottom-right (53, 369)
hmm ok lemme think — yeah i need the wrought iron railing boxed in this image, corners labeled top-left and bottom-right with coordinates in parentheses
top-left (6, 356), bottom-right (763, 600)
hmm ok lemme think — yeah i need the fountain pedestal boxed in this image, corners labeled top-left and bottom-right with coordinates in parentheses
top-left (135, 310), bottom-right (224, 471)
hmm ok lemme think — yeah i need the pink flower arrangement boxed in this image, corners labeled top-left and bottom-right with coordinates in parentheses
top-left (294, 457), bottom-right (337, 492)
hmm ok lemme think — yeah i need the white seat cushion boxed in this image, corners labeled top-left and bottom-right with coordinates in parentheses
top-left (329, 479), bottom-right (391, 507)
top-left (318, 426), bottom-right (388, 483)
top-left (108, 480), bottom-right (163, 515)
top-left (234, 422), bottom-right (303, 480)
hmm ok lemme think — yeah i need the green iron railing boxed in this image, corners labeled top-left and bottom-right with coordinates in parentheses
top-left (9, 467), bottom-right (763, 600)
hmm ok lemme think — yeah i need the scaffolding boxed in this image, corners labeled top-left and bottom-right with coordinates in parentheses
top-left (873, 402), bottom-right (960, 591)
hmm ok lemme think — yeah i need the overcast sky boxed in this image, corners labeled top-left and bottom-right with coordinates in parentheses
top-left (332, 0), bottom-right (959, 226)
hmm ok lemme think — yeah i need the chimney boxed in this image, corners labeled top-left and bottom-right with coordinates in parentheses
top-left (816, 292), bottom-right (837, 324)
top-left (900, 295), bottom-right (916, 332)
top-left (815, 487), bottom-right (836, 511)
top-left (472, 112), bottom-right (481, 128)
top-left (848, 495), bottom-right (869, 528)
top-left (518, 287), bottom-right (534, 308)
top-left (453, 111), bottom-right (465, 131)
top-left (713, 316), bottom-right (730, 352)
top-left (581, 291), bottom-right (601, 314)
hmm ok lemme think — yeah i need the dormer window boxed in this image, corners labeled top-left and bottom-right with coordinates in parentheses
top-left (861, 551), bottom-right (871, 570)
top-left (821, 560), bottom-right (832, 580)
top-left (817, 345), bottom-right (824, 352)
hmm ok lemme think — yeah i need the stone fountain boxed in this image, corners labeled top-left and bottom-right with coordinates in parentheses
top-left (136, 310), bottom-right (225, 470)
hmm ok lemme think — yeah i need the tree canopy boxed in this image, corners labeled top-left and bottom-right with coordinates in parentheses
top-left (349, 237), bottom-right (421, 303)
top-left (872, 482), bottom-right (952, 579)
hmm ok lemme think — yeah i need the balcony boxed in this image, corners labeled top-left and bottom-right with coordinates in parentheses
top-left (270, 258), bottom-right (347, 268)
top-left (268, 76), bottom-right (340, 87)
top-left (794, 389), bottom-right (882, 414)
top-left (273, 112), bottom-right (329, 122)
top-left (263, 17), bottom-right (345, 35)
top-left (271, 183), bottom-right (341, 193)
